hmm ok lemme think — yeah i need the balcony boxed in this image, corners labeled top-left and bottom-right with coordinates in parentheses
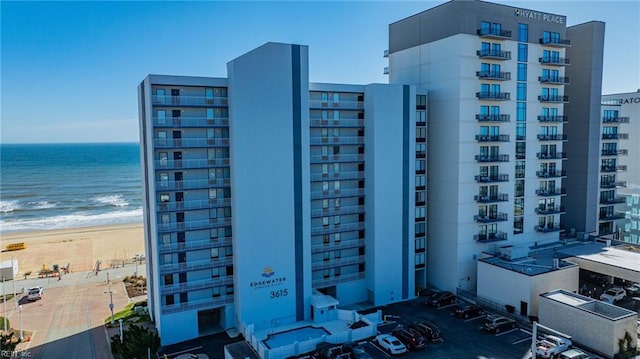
top-left (153, 116), bottom-right (229, 128)
top-left (312, 272), bottom-right (365, 288)
top-left (312, 255), bottom-right (366, 270)
top-left (539, 57), bottom-right (570, 66)
top-left (311, 238), bottom-right (364, 254)
top-left (159, 256), bottom-right (233, 275)
top-left (156, 178), bottom-right (230, 191)
top-left (310, 171), bottom-right (364, 182)
top-left (310, 205), bottom-right (365, 218)
top-left (538, 95), bottom-right (569, 103)
top-left (158, 198), bottom-right (231, 212)
top-left (600, 181), bottom-right (626, 189)
top-left (600, 165), bottom-right (627, 173)
top-left (599, 197), bottom-right (625, 205)
top-left (310, 136), bottom-right (364, 145)
top-left (535, 225), bottom-right (561, 233)
top-left (310, 119), bottom-right (364, 128)
top-left (310, 188), bottom-right (365, 200)
top-left (599, 212), bottom-right (626, 221)
top-left (474, 193), bottom-right (509, 203)
top-left (602, 133), bottom-right (629, 140)
top-left (601, 149), bottom-right (628, 156)
top-left (476, 49), bottom-right (511, 60)
top-left (158, 236), bottom-right (232, 255)
top-left (160, 276), bottom-right (234, 296)
top-left (477, 28), bottom-right (512, 39)
top-left (309, 154), bottom-right (364, 164)
top-left (602, 116), bottom-right (630, 124)
top-left (538, 115), bottom-right (568, 123)
top-left (475, 134), bottom-right (510, 142)
top-left (539, 38), bottom-right (571, 47)
top-left (475, 174), bottom-right (509, 183)
top-left (157, 218), bottom-right (232, 233)
top-left (539, 76), bottom-right (570, 85)
top-left (537, 134), bottom-right (567, 141)
top-left (537, 152), bottom-right (567, 160)
top-left (535, 206), bottom-right (566, 215)
top-left (476, 71), bottom-right (511, 81)
top-left (535, 188), bottom-right (567, 196)
top-left (474, 213), bottom-right (508, 223)
top-left (475, 154), bottom-right (509, 163)
top-left (383, 49), bottom-right (389, 58)
top-left (161, 295), bottom-right (234, 315)
top-left (152, 95), bottom-right (228, 107)
top-left (476, 114), bottom-right (510, 122)
top-left (476, 92), bottom-right (510, 101)
top-left (154, 138), bottom-right (229, 148)
top-left (311, 221), bottom-right (365, 235)
top-left (309, 100), bottom-right (364, 110)
top-left (474, 231), bottom-right (508, 243)
top-left (155, 158), bottom-right (229, 170)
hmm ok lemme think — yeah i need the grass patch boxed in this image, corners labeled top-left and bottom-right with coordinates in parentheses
top-left (104, 300), bottom-right (149, 325)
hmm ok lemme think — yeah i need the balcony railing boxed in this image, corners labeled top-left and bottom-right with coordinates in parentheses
top-left (539, 38), bottom-right (571, 47)
top-left (537, 134), bottom-right (567, 141)
top-left (160, 276), bottom-right (234, 295)
top-left (158, 218), bottom-right (232, 233)
top-left (312, 272), bottom-right (365, 288)
top-left (601, 149), bottom-right (628, 156)
top-left (475, 154), bottom-right (509, 162)
top-left (311, 221), bottom-right (365, 235)
top-left (475, 134), bottom-right (510, 142)
top-left (158, 256), bottom-right (233, 274)
top-left (311, 238), bottom-right (364, 254)
top-left (310, 205), bottom-right (365, 218)
top-left (602, 116), bottom-right (630, 124)
top-left (474, 193), bottom-right (509, 203)
top-left (158, 237), bottom-right (232, 254)
top-left (155, 158), bottom-right (229, 170)
top-left (602, 133), bottom-right (629, 140)
top-left (536, 170), bottom-right (567, 178)
top-left (477, 28), bottom-right (512, 39)
top-left (309, 154), bottom-right (365, 164)
top-left (535, 188), bottom-right (567, 196)
top-left (476, 71), bottom-right (511, 80)
top-left (312, 255), bottom-right (366, 270)
top-left (600, 165), bottom-right (627, 173)
top-left (310, 136), bottom-right (364, 145)
top-left (535, 206), bottom-right (566, 215)
top-left (537, 152), bottom-right (567, 160)
top-left (600, 181), bottom-right (626, 189)
top-left (156, 178), bottom-right (231, 191)
top-left (538, 76), bottom-right (570, 85)
top-left (474, 213), bottom-right (508, 223)
top-left (476, 114), bottom-right (510, 122)
top-left (309, 100), bottom-right (364, 110)
top-left (475, 174), bottom-right (509, 183)
top-left (310, 188), bottom-right (365, 200)
top-left (310, 171), bottom-right (364, 182)
top-left (476, 49), bottom-right (511, 60)
top-left (161, 295), bottom-right (234, 315)
top-left (153, 138), bottom-right (229, 148)
top-left (538, 95), bottom-right (569, 103)
top-left (539, 57), bottom-right (571, 66)
top-left (152, 95), bottom-right (228, 107)
top-left (538, 115), bottom-right (568, 123)
top-left (310, 119), bottom-right (364, 127)
top-left (158, 198), bottom-right (231, 212)
top-left (599, 212), bottom-right (625, 221)
top-left (599, 197), bottom-right (625, 205)
top-left (476, 92), bottom-right (510, 100)
top-left (535, 225), bottom-right (561, 233)
top-left (153, 116), bottom-right (229, 128)
top-left (474, 231), bottom-right (508, 243)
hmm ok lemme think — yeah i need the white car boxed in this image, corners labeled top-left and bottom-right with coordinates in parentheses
top-left (624, 283), bottom-right (640, 296)
top-left (27, 286), bottom-right (44, 301)
top-left (559, 348), bottom-right (590, 359)
top-left (600, 287), bottom-right (626, 304)
top-left (375, 334), bottom-right (407, 355)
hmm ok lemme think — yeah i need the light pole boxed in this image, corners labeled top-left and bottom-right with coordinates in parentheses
top-left (2, 276), bottom-right (6, 331)
top-left (12, 257), bottom-right (17, 308)
top-left (105, 285), bottom-right (114, 325)
top-left (19, 305), bottom-right (23, 341)
top-left (119, 319), bottom-right (123, 343)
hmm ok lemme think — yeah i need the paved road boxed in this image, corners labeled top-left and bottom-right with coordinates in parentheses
top-left (1, 264), bottom-right (145, 359)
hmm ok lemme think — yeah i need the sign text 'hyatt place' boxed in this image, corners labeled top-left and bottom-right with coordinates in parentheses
top-left (514, 9), bottom-right (565, 24)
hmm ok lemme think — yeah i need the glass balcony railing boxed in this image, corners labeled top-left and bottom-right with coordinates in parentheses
top-left (599, 197), bottom-right (625, 205)
top-left (537, 152), bottom-right (567, 160)
top-left (602, 116), bottom-right (630, 124)
top-left (474, 174), bottom-right (509, 183)
top-left (310, 171), bottom-right (364, 182)
top-left (600, 165), bottom-right (627, 173)
top-left (474, 193), bottom-right (509, 203)
top-left (602, 133), bottom-right (629, 140)
top-left (539, 38), bottom-right (571, 47)
top-left (538, 115), bottom-right (568, 123)
top-left (601, 149), bottom-right (628, 156)
top-left (474, 213), bottom-right (508, 223)
top-left (477, 28), bottom-right (512, 39)
top-left (476, 114), bottom-right (510, 122)
top-left (475, 154), bottom-right (510, 162)
top-left (476, 92), bottom-right (511, 101)
top-left (476, 49), bottom-right (511, 60)
top-left (535, 188), bottom-right (567, 196)
top-left (310, 205), bottom-right (365, 218)
top-left (153, 138), bottom-right (229, 148)
top-left (474, 231), bottom-right (508, 243)
top-left (538, 95), bottom-right (569, 103)
top-left (311, 238), bottom-right (364, 253)
top-left (309, 154), bottom-right (365, 164)
top-left (309, 100), bottom-right (364, 110)
top-left (538, 76), bottom-right (570, 85)
top-left (476, 71), bottom-right (511, 81)
top-left (309, 118), bottom-right (364, 127)
top-left (600, 181), bottom-right (626, 189)
top-left (152, 95), bottom-right (228, 107)
top-left (310, 188), bottom-right (365, 200)
top-left (537, 134), bottom-right (567, 141)
top-left (535, 206), bottom-right (566, 215)
top-left (539, 57), bottom-right (570, 66)
top-left (309, 136), bottom-right (364, 145)
top-left (475, 134), bottom-right (510, 142)
top-left (153, 116), bottom-right (229, 128)
top-left (535, 225), bottom-right (561, 233)
top-left (599, 212), bottom-right (625, 221)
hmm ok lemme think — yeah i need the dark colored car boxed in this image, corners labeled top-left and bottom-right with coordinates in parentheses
top-left (427, 291), bottom-right (456, 307)
top-left (315, 342), bottom-right (349, 359)
top-left (344, 342), bottom-right (373, 359)
top-left (454, 304), bottom-right (484, 319)
top-left (408, 322), bottom-right (441, 342)
top-left (392, 328), bottom-right (426, 350)
top-left (483, 315), bottom-right (516, 333)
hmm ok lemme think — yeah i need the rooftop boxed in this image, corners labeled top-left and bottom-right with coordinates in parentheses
top-left (541, 289), bottom-right (637, 321)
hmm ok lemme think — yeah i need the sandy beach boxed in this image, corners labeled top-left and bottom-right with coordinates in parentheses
top-left (0, 223), bottom-right (144, 275)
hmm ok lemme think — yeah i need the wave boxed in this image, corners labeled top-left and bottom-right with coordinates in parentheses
top-left (0, 200), bottom-right (20, 213)
top-left (27, 201), bottom-right (57, 210)
top-left (93, 194), bottom-right (129, 207)
top-left (0, 208), bottom-right (143, 233)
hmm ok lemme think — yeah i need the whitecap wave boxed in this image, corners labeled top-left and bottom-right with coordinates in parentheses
top-left (93, 195), bottom-right (129, 207)
top-left (0, 208), bottom-right (143, 233)
top-left (28, 201), bottom-right (57, 209)
top-left (0, 200), bottom-right (20, 213)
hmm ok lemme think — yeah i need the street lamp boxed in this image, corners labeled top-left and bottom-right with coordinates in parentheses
top-left (19, 305), bottom-right (23, 341)
top-left (119, 319), bottom-right (123, 343)
top-left (2, 276), bottom-right (6, 331)
top-left (12, 257), bottom-right (17, 309)
top-left (105, 285), bottom-right (114, 325)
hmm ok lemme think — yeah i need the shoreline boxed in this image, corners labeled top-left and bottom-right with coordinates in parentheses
top-left (0, 222), bottom-right (145, 274)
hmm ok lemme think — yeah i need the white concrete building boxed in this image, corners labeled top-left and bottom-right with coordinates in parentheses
top-left (386, 0), bottom-right (605, 292)
top-left (138, 42), bottom-right (420, 345)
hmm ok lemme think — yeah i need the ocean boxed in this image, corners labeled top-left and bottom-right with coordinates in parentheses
top-left (0, 143), bottom-right (142, 233)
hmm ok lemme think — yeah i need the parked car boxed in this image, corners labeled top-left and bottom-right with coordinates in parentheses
top-left (483, 315), bottom-right (516, 333)
top-left (454, 303), bottom-right (484, 319)
top-left (344, 342), bottom-right (372, 359)
top-left (392, 327), bottom-right (426, 350)
top-left (624, 282), bottom-right (640, 296)
top-left (315, 342), bottom-right (349, 359)
top-left (27, 286), bottom-right (43, 301)
top-left (536, 335), bottom-right (572, 358)
top-left (559, 348), bottom-right (590, 359)
top-left (427, 291), bottom-right (456, 307)
top-left (409, 321), bottom-right (441, 342)
top-left (375, 334), bottom-right (407, 355)
top-left (600, 287), bottom-right (626, 303)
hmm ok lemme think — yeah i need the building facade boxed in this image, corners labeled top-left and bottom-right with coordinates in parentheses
top-left (386, 0), bottom-right (604, 292)
top-left (138, 42), bottom-right (420, 345)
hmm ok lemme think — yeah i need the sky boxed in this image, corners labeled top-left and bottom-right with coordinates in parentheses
top-left (1, 1), bottom-right (639, 144)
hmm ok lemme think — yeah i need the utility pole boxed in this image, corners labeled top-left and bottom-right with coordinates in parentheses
top-left (19, 305), bottom-right (23, 341)
top-left (105, 284), bottom-right (114, 325)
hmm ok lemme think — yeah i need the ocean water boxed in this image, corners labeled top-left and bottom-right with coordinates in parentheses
top-left (0, 143), bottom-right (142, 233)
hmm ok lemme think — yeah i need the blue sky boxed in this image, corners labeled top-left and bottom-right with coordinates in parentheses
top-left (1, 1), bottom-right (638, 144)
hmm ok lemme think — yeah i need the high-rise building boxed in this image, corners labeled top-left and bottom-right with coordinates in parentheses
top-left (138, 42), bottom-right (420, 345)
top-left (386, 0), bottom-right (605, 292)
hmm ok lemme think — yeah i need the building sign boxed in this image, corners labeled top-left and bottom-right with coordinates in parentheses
top-left (618, 97), bottom-right (640, 105)
top-left (250, 266), bottom-right (289, 299)
top-left (514, 9), bottom-right (565, 24)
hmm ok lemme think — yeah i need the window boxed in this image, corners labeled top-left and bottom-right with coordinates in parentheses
top-left (517, 103), bottom-right (526, 121)
top-left (481, 21), bottom-right (491, 34)
top-left (333, 146), bottom-right (340, 155)
top-left (322, 199), bottom-right (329, 209)
top-left (416, 191), bottom-right (426, 204)
top-left (334, 267), bottom-right (341, 277)
top-left (517, 63), bottom-right (527, 81)
top-left (415, 206), bottom-right (426, 219)
top-left (323, 217), bottom-right (329, 226)
top-left (415, 237), bottom-right (425, 250)
top-left (517, 83), bottom-right (527, 101)
top-left (334, 181), bottom-right (340, 191)
top-left (159, 152), bottom-right (168, 166)
top-left (415, 253), bottom-right (425, 266)
top-left (165, 295), bottom-right (174, 306)
top-left (416, 111), bottom-right (426, 124)
top-left (416, 95), bottom-right (426, 109)
top-left (332, 93), bottom-right (340, 104)
top-left (514, 198), bottom-right (524, 216)
top-left (180, 292), bottom-right (188, 303)
top-left (518, 23), bottom-right (528, 42)
top-left (516, 141), bottom-right (526, 159)
top-left (415, 222), bottom-right (426, 236)
top-left (322, 181), bottom-right (329, 191)
top-left (334, 198), bottom-right (341, 208)
top-left (415, 175), bottom-right (426, 188)
top-left (515, 180), bottom-right (525, 197)
top-left (211, 247), bottom-right (219, 259)
top-left (334, 215), bottom-right (341, 225)
top-left (213, 287), bottom-right (221, 298)
top-left (334, 233), bottom-right (341, 243)
top-left (416, 127), bottom-right (426, 141)
top-left (164, 274), bottom-right (173, 285)
top-left (513, 217), bottom-right (523, 234)
top-left (515, 161), bottom-right (525, 178)
top-left (205, 88), bottom-right (214, 101)
top-left (321, 93), bottom-right (328, 104)
top-left (416, 160), bottom-right (426, 172)
top-left (416, 143), bottom-right (426, 157)
top-left (517, 43), bottom-right (528, 62)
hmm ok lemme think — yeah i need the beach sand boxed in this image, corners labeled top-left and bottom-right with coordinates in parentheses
top-left (0, 223), bottom-right (144, 275)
